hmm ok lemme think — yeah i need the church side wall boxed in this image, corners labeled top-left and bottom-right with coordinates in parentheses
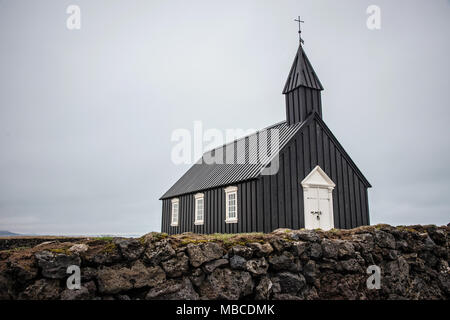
top-left (161, 179), bottom-right (261, 235)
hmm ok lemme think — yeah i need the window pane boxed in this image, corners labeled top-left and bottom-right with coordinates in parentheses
top-left (172, 203), bottom-right (178, 223)
top-left (196, 198), bottom-right (204, 221)
top-left (226, 192), bottom-right (237, 220)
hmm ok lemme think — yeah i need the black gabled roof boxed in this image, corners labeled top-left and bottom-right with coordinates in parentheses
top-left (283, 45), bottom-right (323, 93)
top-left (160, 113), bottom-right (371, 200)
top-left (160, 119), bottom-right (309, 199)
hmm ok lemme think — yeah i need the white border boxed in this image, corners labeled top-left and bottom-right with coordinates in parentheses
top-left (224, 186), bottom-right (238, 223)
top-left (171, 198), bottom-right (179, 227)
top-left (194, 193), bottom-right (204, 225)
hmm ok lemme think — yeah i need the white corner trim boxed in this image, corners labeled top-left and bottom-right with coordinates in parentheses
top-left (224, 186), bottom-right (238, 193)
top-left (301, 165), bottom-right (336, 189)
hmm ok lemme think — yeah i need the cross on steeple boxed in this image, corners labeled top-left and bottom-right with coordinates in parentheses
top-left (294, 16), bottom-right (305, 44)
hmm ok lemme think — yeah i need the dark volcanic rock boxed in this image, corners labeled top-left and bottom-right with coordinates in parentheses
top-left (268, 251), bottom-right (296, 271)
top-left (245, 257), bottom-right (269, 275)
top-left (309, 243), bottom-right (322, 259)
top-left (60, 286), bottom-right (91, 300)
top-left (20, 279), bottom-right (61, 300)
top-left (35, 251), bottom-right (81, 279)
top-left (255, 277), bottom-right (273, 300)
top-left (291, 230), bottom-right (320, 242)
top-left (273, 272), bottom-right (306, 294)
top-left (97, 261), bottom-right (165, 294)
top-left (231, 245), bottom-right (253, 259)
top-left (374, 230), bottom-right (396, 249)
top-left (161, 252), bottom-right (189, 277)
top-left (203, 258), bottom-right (228, 274)
top-left (7, 260), bottom-right (38, 284)
top-left (144, 240), bottom-right (175, 266)
top-left (82, 243), bottom-right (122, 266)
top-left (186, 242), bottom-right (223, 267)
top-left (189, 268), bottom-right (205, 287)
top-left (199, 268), bottom-right (254, 300)
top-left (229, 255), bottom-right (247, 270)
top-left (248, 242), bottom-right (273, 257)
top-left (146, 278), bottom-right (199, 300)
top-left (321, 239), bottom-right (338, 259)
top-left (114, 239), bottom-right (145, 261)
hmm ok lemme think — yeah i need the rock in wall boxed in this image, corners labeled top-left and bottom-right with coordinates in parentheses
top-left (0, 224), bottom-right (448, 300)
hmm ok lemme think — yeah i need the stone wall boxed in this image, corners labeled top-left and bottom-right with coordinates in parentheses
top-left (0, 237), bottom-right (87, 251)
top-left (0, 224), bottom-right (448, 300)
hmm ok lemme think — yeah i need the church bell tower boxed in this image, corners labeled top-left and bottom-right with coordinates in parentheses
top-left (283, 18), bottom-right (323, 125)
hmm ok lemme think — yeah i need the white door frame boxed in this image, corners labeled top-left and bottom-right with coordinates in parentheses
top-left (301, 165), bottom-right (336, 230)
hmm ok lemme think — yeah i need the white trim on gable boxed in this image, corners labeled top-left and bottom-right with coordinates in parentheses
top-left (301, 165), bottom-right (336, 189)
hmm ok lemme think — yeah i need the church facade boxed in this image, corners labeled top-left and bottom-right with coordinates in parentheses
top-left (160, 41), bottom-right (371, 235)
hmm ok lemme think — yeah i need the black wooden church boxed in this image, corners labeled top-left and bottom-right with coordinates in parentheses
top-left (160, 32), bottom-right (371, 235)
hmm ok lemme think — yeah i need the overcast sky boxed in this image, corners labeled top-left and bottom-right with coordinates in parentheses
top-left (0, 0), bottom-right (449, 235)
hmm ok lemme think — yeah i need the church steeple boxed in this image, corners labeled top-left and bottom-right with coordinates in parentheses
top-left (283, 41), bottom-right (323, 125)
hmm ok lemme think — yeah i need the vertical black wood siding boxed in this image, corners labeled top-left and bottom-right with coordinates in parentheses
top-left (258, 117), bottom-right (370, 230)
top-left (162, 180), bottom-right (261, 235)
top-left (285, 86), bottom-right (322, 125)
top-left (161, 117), bottom-right (370, 234)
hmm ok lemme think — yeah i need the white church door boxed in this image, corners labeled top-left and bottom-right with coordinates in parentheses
top-left (301, 166), bottom-right (336, 231)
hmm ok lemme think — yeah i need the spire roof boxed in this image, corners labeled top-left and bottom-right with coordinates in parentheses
top-left (282, 45), bottom-right (323, 93)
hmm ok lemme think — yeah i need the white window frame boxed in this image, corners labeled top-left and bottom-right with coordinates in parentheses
top-left (224, 186), bottom-right (238, 223)
top-left (171, 198), bottom-right (179, 227)
top-left (194, 193), bottom-right (205, 225)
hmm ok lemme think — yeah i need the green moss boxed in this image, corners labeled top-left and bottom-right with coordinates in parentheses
top-left (50, 247), bottom-right (71, 255)
top-left (177, 232), bottom-right (266, 248)
top-left (180, 239), bottom-right (208, 246)
top-left (138, 236), bottom-right (146, 246)
top-left (1, 246), bottom-right (30, 254)
top-left (101, 242), bottom-right (117, 254)
top-left (154, 233), bottom-right (168, 241)
top-left (95, 236), bottom-right (114, 242)
top-left (396, 226), bottom-right (418, 233)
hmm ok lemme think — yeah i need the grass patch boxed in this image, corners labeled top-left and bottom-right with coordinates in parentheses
top-left (101, 242), bottom-right (117, 254)
top-left (396, 226), bottom-right (418, 233)
top-left (95, 236), bottom-right (114, 242)
top-left (0, 246), bottom-right (31, 254)
top-left (177, 232), bottom-right (266, 247)
top-left (50, 247), bottom-right (71, 255)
